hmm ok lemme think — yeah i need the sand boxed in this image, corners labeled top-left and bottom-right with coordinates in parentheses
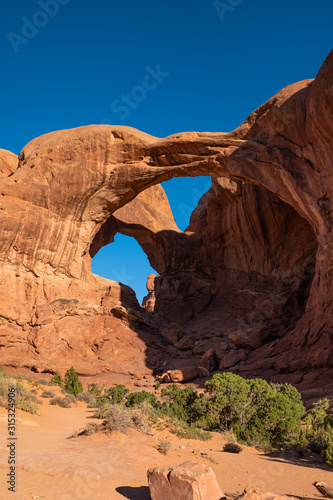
top-left (0, 384), bottom-right (332, 500)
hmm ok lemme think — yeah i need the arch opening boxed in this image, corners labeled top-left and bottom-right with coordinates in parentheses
top-left (91, 233), bottom-right (156, 304)
top-left (89, 169), bottom-right (318, 349)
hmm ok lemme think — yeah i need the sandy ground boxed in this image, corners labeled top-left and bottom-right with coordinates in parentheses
top-left (0, 383), bottom-right (332, 500)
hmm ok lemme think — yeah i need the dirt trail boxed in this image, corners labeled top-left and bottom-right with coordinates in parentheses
top-left (0, 396), bottom-right (332, 500)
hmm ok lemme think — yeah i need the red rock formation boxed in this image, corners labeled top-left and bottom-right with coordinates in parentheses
top-left (147, 461), bottom-right (224, 500)
top-left (0, 149), bottom-right (17, 177)
top-left (237, 488), bottom-right (297, 500)
top-left (0, 50), bottom-right (332, 396)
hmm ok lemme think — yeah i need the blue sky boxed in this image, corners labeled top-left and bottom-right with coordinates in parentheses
top-left (1, 0), bottom-right (332, 302)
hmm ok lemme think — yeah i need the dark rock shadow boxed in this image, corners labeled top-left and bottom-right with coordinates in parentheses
top-left (116, 486), bottom-right (151, 500)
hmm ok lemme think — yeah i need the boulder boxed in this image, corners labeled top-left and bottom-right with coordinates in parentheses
top-left (157, 366), bottom-right (199, 383)
top-left (237, 487), bottom-right (297, 500)
top-left (199, 348), bottom-right (218, 372)
top-left (218, 349), bottom-right (247, 370)
top-left (162, 323), bottom-right (182, 345)
top-left (142, 274), bottom-right (157, 312)
top-left (147, 461), bottom-right (224, 500)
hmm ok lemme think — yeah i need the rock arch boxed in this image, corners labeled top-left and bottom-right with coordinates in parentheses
top-left (0, 50), bottom-right (332, 392)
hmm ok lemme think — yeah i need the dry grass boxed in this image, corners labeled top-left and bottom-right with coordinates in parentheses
top-left (156, 439), bottom-right (171, 455)
top-left (102, 405), bottom-right (150, 435)
top-left (223, 442), bottom-right (242, 454)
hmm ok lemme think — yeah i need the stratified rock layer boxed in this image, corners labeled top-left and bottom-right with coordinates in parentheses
top-left (0, 50), bottom-right (332, 395)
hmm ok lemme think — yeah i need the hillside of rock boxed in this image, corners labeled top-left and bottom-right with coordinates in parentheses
top-left (0, 50), bottom-right (332, 398)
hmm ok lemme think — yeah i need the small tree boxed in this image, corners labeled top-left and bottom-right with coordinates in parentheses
top-left (64, 367), bottom-right (83, 396)
top-left (50, 371), bottom-right (63, 387)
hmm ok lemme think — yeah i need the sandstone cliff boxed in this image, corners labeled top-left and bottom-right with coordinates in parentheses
top-left (0, 50), bottom-right (332, 396)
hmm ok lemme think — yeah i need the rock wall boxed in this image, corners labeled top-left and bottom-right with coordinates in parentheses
top-left (0, 50), bottom-right (332, 395)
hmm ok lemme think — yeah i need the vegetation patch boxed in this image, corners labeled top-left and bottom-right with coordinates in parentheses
top-left (49, 396), bottom-right (72, 408)
top-left (0, 368), bottom-right (40, 414)
top-left (223, 442), bottom-right (242, 453)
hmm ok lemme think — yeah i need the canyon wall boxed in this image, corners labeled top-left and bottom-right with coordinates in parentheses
top-left (0, 50), bottom-right (332, 396)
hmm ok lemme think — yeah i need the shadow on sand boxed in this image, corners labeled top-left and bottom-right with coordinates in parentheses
top-left (116, 486), bottom-right (151, 500)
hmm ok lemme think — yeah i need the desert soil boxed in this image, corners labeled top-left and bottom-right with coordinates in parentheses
top-left (0, 383), bottom-right (332, 500)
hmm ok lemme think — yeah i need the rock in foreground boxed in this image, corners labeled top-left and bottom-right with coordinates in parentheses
top-left (237, 487), bottom-right (297, 500)
top-left (147, 460), bottom-right (224, 500)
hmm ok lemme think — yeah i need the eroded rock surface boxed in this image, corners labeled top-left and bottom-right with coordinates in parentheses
top-left (237, 487), bottom-right (297, 500)
top-left (0, 50), bottom-right (332, 396)
top-left (147, 461), bottom-right (224, 500)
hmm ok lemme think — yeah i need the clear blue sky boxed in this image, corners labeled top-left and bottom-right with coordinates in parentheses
top-left (1, 1), bottom-right (332, 302)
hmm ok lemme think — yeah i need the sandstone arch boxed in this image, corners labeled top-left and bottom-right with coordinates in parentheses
top-left (0, 50), bottom-right (332, 393)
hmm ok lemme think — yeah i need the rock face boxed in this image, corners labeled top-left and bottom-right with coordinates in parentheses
top-left (147, 461), bottom-right (224, 500)
top-left (0, 50), bottom-right (332, 395)
top-left (237, 488), bottom-right (297, 500)
top-left (142, 273), bottom-right (157, 312)
top-left (0, 148), bottom-right (17, 177)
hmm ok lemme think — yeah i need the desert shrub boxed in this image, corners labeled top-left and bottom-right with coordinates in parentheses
top-left (323, 429), bottom-right (333, 467)
top-left (88, 384), bottom-right (104, 396)
top-left (41, 390), bottom-right (56, 398)
top-left (156, 439), bottom-right (171, 455)
top-left (168, 419), bottom-right (212, 440)
top-left (77, 391), bottom-right (95, 405)
top-left (82, 423), bottom-right (100, 436)
top-left (160, 384), bottom-right (201, 423)
top-left (222, 430), bottom-right (238, 442)
top-left (106, 384), bottom-right (129, 404)
top-left (126, 390), bottom-right (159, 408)
top-left (0, 375), bottom-right (39, 414)
top-left (50, 371), bottom-right (63, 387)
top-left (155, 382), bottom-right (161, 390)
top-left (68, 423), bottom-right (100, 439)
top-left (67, 394), bottom-right (77, 403)
top-left (202, 373), bottom-right (305, 447)
top-left (155, 375), bottom-right (305, 447)
top-left (87, 383), bottom-right (102, 396)
top-left (101, 405), bottom-right (150, 435)
top-left (64, 367), bottom-right (83, 396)
top-left (38, 378), bottom-right (49, 386)
top-left (50, 372), bottom-right (62, 386)
top-left (223, 442), bottom-right (242, 453)
top-left (302, 398), bottom-right (333, 467)
top-left (18, 400), bottom-right (40, 414)
top-left (49, 396), bottom-right (71, 408)
top-left (94, 384), bottom-right (130, 413)
top-left (15, 382), bottom-right (27, 397)
top-left (27, 393), bottom-right (41, 404)
top-left (304, 399), bottom-right (329, 451)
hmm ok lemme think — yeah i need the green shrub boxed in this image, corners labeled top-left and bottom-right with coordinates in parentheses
top-left (202, 373), bottom-right (305, 447)
top-left (303, 398), bottom-right (333, 466)
top-left (126, 390), bottom-right (158, 408)
top-left (50, 371), bottom-right (63, 387)
top-left (64, 367), bottom-right (83, 396)
top-left (168, 419), bottom-right (212, 440)
top-left (94, 384), bottom-right (130, 413)
top-left (323, 433), bottom-right (333, 467)
top-left (87, 383), bottom-right (102, 396)
top-left (160, 384), bottom-right (201, 423)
